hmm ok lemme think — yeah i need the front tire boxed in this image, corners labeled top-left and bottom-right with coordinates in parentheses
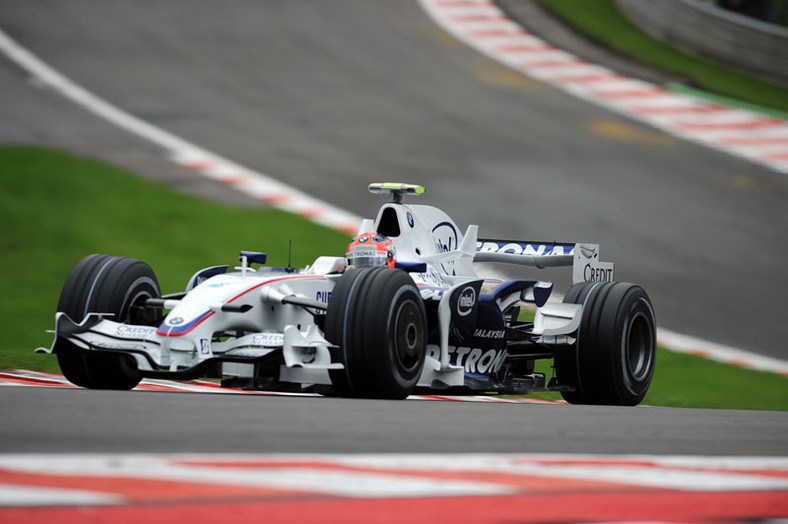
top-left (56, 254), bottom-right (161, 390)
top-left (324, 268), bottom-right (427, 399)
top-left (555, 282), bottom-right (656, 406)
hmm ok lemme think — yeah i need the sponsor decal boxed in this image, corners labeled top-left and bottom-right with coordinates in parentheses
top-left (432, 222), bottom-right (458, 253)
top-left (476, 241), bottom-right (574, 256)
top-left (571, 244), bottom-right (614, 285)
top-left (349, 249), bottom-right (378, 258)
top-left (414, 267), bottom-right (449, 288)
top-left (226, 348), bottom-right (273, 357)
top-left (251, 333), bottom-right (284, 347)
top-left (584, 264), bottom-right (614, 283)
top-left (200, 339), bottom-right (211, 356)
top-left (427, 345), bottom-right (508, 375)
top-left (189, 266), bottom-right (228, 290)
top-left (115, 325), bottom-right (157, 338)
top-left (94, 342), bottom-right (147, 351)
top-left (432, 221), bottom-right (459, 275)
top-left (449, 281), bottom-right (483, 342)
top-left (420, 288), bottom-right (445, 301)
top-left (406, 212), bottom-right (414, 228)
top-left (473, 328), bottom-right (506, 339)
top-left (167, 317), bottom-right (184, 326)
top-left (316, 291), bottom-right (332, 304)
top-left (457, 286), bottom-right (476, 317)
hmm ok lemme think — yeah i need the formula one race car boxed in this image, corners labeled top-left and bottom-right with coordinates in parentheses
top-left (39, 183), bottom-right (656, 405)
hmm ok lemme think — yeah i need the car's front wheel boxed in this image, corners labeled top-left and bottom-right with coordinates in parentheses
top-left (324, 268), bottom-right (427, 399)
top-left (56, 254), bottom-right (161, 390)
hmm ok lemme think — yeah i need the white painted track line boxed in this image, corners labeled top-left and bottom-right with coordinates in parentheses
top-left (0, 30), bottom-right (362, 234)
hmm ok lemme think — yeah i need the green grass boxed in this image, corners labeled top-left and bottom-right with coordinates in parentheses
top-left (530, 350), bottom-right (788, 411)
top-left (0, 146), bottom-right (350, 372)
top-left (643, 349), bottom-right (788, 410)
top-left (1, 146), bottom-right (785, 410)
top-left (539, 0), bottom-right (788, 113)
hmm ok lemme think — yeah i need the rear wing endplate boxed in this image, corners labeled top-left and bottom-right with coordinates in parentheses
top-left (474, 240), bottom-right (614, 284)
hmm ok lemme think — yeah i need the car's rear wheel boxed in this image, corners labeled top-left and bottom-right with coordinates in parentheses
top-left (324, 268), bottom-right (427, 399)
top-left (555, 282), bottom-right (656, 406)
top-left (56, 254), bottom-right (161, 390)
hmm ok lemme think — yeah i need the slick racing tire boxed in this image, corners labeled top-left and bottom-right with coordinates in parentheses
top-left (555, 282), bottom-right (656, 406)
top-left (56, 254), bottom-right (161, 390)
top-left (325, 267), bottom-right (427, 400)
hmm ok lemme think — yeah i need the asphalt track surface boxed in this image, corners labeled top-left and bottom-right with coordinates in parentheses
top-left (2, 386), bottom-right (786, 455)
top-left (0, 0), bottom-right (786, 460)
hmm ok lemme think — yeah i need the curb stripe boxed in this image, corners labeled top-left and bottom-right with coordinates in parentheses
top-left (0, 453), bottom-right (785, 522)
top-left (0, 371), bottom-right (563, 402)
top-left (594, 88), bottom-right (668, 99)
top-left (553, 73), bottom-right (625, 83)
top-left (720, 136), bottom-right (788, 146)
top-left (418, 0), bottom-right (788, 176)
top-left (657, 329), bottom-right (788, 377)
top-left (631, 104), bottom-right (726, 115)
top-left (675, 118), bottom-right (784, 131)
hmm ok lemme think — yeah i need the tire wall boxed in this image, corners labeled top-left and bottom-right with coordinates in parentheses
top-left (615, 0), bottom-right (788, 87)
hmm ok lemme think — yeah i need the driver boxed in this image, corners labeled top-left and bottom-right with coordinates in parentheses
top-left (346, 232), bottom-right (396, 268)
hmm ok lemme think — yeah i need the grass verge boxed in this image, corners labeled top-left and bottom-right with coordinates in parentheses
top-left (0, 146), bottom-right (350, 372)
top-left (538, 0), bottom-right (788, 114)
top-left (1, 146), bottom-right (785, 409)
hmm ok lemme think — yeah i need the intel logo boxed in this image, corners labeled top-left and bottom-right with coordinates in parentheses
top-left (457, 286), bottom-right (476, 317)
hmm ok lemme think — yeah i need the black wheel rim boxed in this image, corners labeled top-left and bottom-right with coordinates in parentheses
top-left (626, 311), bottom-right (654, 381)
top-left (393, 298), bottom-right (424, 374)
top-left (125, 289), bottom-right (157, 325)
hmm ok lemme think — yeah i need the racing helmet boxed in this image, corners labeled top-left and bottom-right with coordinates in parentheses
top-left (346, 232), bottom-right (396, 268)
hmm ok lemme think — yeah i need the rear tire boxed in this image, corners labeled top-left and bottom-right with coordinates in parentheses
top-left (324, 268), bottom-right (427, 399)
top-left (555, 282), bottom-right (656, 406)
top-left (56, 254), bottom-right (161, 390)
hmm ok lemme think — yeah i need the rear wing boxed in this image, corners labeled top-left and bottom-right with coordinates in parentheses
top-left (475, 239), bottom-right (614, 285)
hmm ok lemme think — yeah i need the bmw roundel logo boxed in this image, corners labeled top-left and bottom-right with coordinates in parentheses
top-left (359, 235), bottom-right (369, 243)
top-left (168, 316), bottom-right (184, 325)
top-left (407, 212), bottom-right (414, 227)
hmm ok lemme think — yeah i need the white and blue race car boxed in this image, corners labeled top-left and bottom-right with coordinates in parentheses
top-left (39, 183), bottom-right (656, 405)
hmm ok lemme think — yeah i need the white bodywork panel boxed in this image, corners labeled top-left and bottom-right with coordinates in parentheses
top-left (39, 260), bottom-right (348, 385)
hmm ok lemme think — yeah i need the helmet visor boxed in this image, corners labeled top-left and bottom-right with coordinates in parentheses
top-left (347, 246), bottom-right (388, 268)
